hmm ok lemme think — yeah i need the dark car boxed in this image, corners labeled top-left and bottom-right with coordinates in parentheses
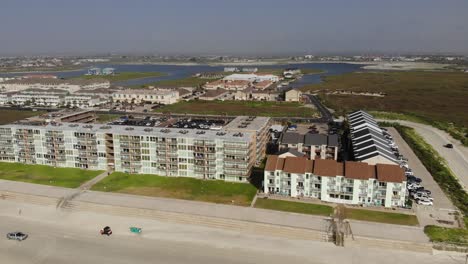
top-left (6, 232), bottom-right (28, 241)
top-left (100, 226), bottom-right (112, 236)
top-left (444, 144), bottom-right (453, 149)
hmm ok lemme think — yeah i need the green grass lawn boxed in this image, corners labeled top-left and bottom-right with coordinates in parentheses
top-left (74, 72), bottom-right (165, 83)
top-left (254, 198), bottom-right (418, 226)
top-left (424, 225), bottom-right (468, 245)
top-left (91, 172), bottom-right (257, 206)
top-left (155, 100), bottom-right (319, 117)
top-left (254, 198), bottom-right (333, 216)
top-left (0, 162), bottom-right (102, 188)
top-left (0, 110), bottom-right (45, 125)
top-left (345, 208), bottom-right (419, 226)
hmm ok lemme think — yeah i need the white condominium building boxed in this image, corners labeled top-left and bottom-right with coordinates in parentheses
top-left (264, 155), bottom-right (407, 208)
top-left (0, 78), bottom-right (110, 93)
top-left (0, 123), bottom-right (255, 182)
top-left (223, 73), bottom-right (280, 83)
top-left (112, 89), bottom-right (179, 105)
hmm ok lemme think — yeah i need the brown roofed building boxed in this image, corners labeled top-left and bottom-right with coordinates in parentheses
top-left (376, 164), bottom-right (405, 183)
top-left (313, 159), bottom-right (341, 177)
top-left (263, 155), bottom-right (407, 208)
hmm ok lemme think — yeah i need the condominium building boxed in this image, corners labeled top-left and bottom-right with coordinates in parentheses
top-left (64, 95), bottom-right (107, 108)
top-left (264, 155), bottom-right (407, 208)
top-left (0, 122), bottom-right (256, 182)
top-left (0, 78), bottom-right (110, 93)
top-left (224, 116), bottom-right (272, 164)
top-left (223, 73), bottom-right (280, 83)
top-left (112, 89), bottom-right (179, 105)
top-left (348, 110), bottom-right (398, 165)
top-left (278, 132), bottom-right (339, 160)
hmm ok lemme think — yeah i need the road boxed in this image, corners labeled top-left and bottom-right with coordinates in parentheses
top-left (378, 119), bottom-right (468, 191)
top-left (0, 201), bottom-right (464, 264)
top-left (303, 94), bottom-right (333, 123)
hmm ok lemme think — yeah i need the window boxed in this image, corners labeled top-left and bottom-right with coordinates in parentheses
top-left (269, 179), bottom-right (273, 184)
top-left (298, 182), bottom-right (303, 187)
top-left (379, 182), bottom-right (386, 187)
top-left (306, 174), bottom-right (309, 179)
top-left (287, 181), bottom-right (291, 186)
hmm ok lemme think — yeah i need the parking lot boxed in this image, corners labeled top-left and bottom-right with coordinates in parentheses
top-left (106, 115), bottom-right (230, 131)
top-left (385, 127), bottom-right (459, 227)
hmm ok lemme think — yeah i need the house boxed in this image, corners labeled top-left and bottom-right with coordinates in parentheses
top-left (253, 80), bottom-right (273, 90)
top-left (264, 155), bottom-right (407, 208)
top-left (285, 89), bottom-right (303, 102)
top-left (283, 68), bottom-right (301, 78)
top-left (199, 88), bottom-right (229, 101)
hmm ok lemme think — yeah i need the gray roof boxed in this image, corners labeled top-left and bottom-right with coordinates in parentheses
top-left (347, 110), bottom-right (397, 163)
top-left (304, 134), bottom-right (327, 146)
top-left (280, 132), bottom-right (304, 144)
top-left (277, 148), bottom-right (306, 157)
top-left (327, 134), bottom-right (339, 147)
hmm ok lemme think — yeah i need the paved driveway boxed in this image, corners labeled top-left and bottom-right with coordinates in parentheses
top-left (386, 127), bottom-right (459, 227)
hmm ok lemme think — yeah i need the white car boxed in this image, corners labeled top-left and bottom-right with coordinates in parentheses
top-left (407, 183), bottom-right (421, 190)
top-left (413, 193), bottom-right (433, 201)
top-left (416, 199), bottom-right (433, 206)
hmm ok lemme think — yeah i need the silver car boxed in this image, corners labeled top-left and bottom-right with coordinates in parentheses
top-left (6, 232), bottom-right (28, 241)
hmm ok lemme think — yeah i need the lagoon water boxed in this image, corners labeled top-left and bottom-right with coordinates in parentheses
top-left (0, 63), bottom-right (364, 88)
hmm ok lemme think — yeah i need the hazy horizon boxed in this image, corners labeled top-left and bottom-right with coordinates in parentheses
top-left (1, 0), bottom-right (468, 56)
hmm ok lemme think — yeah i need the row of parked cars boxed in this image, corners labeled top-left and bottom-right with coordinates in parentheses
top-left (381, 128), bottom-right (433, 206)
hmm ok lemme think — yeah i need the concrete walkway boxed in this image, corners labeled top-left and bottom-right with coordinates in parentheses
top-left (79, 171), bottom-right (111, 191)
top-left (0, 179), bottom-right (429, 244)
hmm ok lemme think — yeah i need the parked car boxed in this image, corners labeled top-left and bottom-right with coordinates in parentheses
top-left (416, 199), bottom-right (433, 206)
top-left (444, 144), bottom-right (453, 149)
top-left (6, 232), bottom-right (28, 241)
top-left (413, 193), bottom-right (433, 201)
top-left (407, 183), bottom-right (422, 190)
top-left (407, 176), bottom-right (422, 183)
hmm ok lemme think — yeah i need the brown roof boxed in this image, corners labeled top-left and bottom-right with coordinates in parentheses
top-left (265, 155), bottom-right (405, 183)
top-left (313, 159), bottom-right (341, 177)
top-left (376, 164), bottom-right (405, 183)
top-left (276, 158), bottom-right (285, 170)
top-left (345, 161), bottom-right (373, 180)
top-left (305, 160), bottom-right (314, 173)
top-left (201, 88), bottom-right (228, 98)
top-left (282, 156), bottom-right (308, 174)
top-left (265, 155), bottom-right (279, 171)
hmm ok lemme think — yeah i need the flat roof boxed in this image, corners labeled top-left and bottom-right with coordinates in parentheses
top-left (1, 122), bottom-right (253, 142)
top-left (223, 116), bottom-right (271, 133)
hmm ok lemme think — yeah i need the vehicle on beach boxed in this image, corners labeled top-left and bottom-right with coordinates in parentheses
top-left (6, 232), bottom-right (28, 241)
top-left (100, 226), bottom-right (112, 236)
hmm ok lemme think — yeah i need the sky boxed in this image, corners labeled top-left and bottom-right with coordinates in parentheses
top-left (1, 0), bottom-right (467, 56)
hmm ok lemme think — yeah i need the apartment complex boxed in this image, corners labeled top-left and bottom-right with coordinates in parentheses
top-left (0, 121), bottom-right (257, 182)
top-left (224, 116), bottom-right (272, 164)
top-left (0, 78), bottom-right (110, 93)
top-left (264, 155), bottom-right (407, 207)
top-left (112, 89), bottom-right (179, 105)
top-left (348, 110), bottom-right (398, 165)
top-left (278, 132), bottom-right (339, 160)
